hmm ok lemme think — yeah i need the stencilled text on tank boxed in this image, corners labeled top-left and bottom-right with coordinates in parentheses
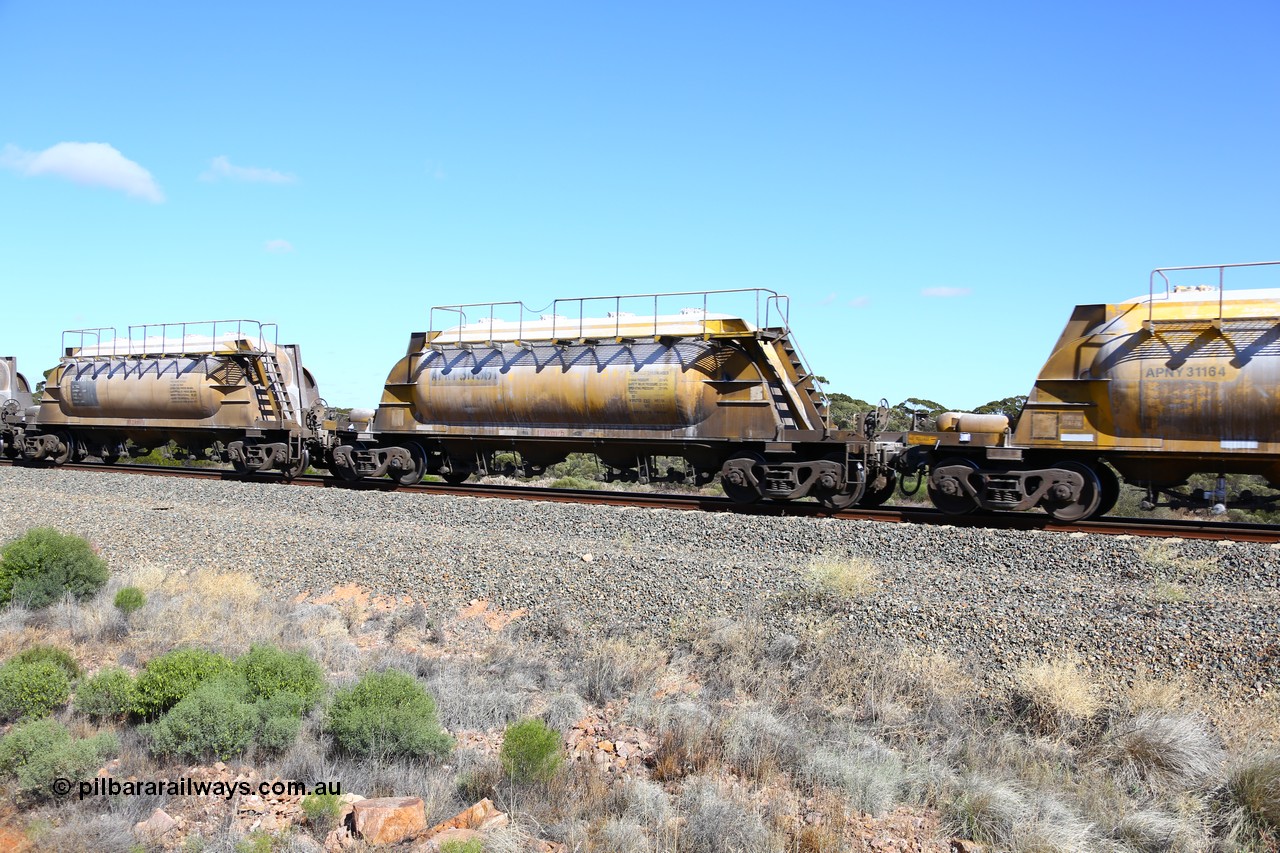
top-left (169, 383), bottom-right (200, 405)
top-left (627, 371), bottom-right (676, 413)
top-left (70, 381), bottom-right (100, 407)
top-left (1144, 365), bottom-right (1235, 380)
top-left (430, 368), bottom-right (500, 386)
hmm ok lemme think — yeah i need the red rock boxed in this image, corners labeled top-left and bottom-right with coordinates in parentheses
top-left (422, 798), bottom-right (504, 836)
top-left (134, 809), bottom-right (178, 842)
top-left (352, 796), bottom-right (427, 844)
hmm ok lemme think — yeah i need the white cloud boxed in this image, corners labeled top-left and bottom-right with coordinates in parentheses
top-left (819, 292), bottom-right (837, 306)
top-left (921, 286), bottom-right (972, 298)
top-left (848, 296), bottom-right (870, 308)
top-left (201, 155), bottom-right (296, 184)
top-left (264, 239), bottom-right (294, 253)
top-left (0, 141), bottom-right (164, 202)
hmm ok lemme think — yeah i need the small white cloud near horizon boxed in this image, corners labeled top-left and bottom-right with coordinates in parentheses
top-left (264, 239), bottom-right (294, 253)
top-left (0, 142), bottom-right (164, 202)
top-left (921, 286), bottom-right (972, 298)
top-left (202, 155), bottom-right (296, 184)
top-left (819, 292), bottom-right (838, 306)
top-left (848, 296), bottom-right (870, 308)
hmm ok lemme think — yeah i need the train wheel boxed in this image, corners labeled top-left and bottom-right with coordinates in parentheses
top-left (720, 451), bottom-right (763, 505)
top-left (813, 457), bottom-right (866, 510)
top-left (442, 471), bottom-right (471, 485)
top-left (396, 443), bottom-right (426, 486)
top-left (281, 449), bottom-right (310, 482)
top-left (858, 471), bottom-right (898, 507)
top-left (52, 432), bottom-right (75, 466)
top-left (927, 457), bottom-right (980, 515)
top-left (1041, 461), bottom-right (1103, 522)
top-left (101, 443), bottom-right (122, 465)
top-left (1094, 463), bottom-right (1120, 517)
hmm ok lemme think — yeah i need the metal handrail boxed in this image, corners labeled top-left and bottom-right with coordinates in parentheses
top-left (61, 320), bottom-right (279, 358)
top-left (1147, 261), bottom-right (1280, 326)
top-left (429, 288), bottom-right (790, 343)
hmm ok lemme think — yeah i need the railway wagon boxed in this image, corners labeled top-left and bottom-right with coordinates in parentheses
top-left (906, 262), bottom-right (1280, 520)
top-left (22, 320), bottom-right (327, 479)
top-left (0, 356), bottom-right (33, 459)
top-left (329, 288), bottom-right (898, 509)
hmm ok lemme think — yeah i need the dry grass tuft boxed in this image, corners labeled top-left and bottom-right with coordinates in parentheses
top-left (1113, 808), bottom-right (1204, 853)
top-left (1124, 670), bottom-right (1194, 715)
top-left (128, 566), bottom-right (277, 653)
top-left (1107, 711), bottom-right (1224, 790)
top-left (1012, 655), bottom-right (1101, 736)
top-left (807, 555), bottom-right (879, 599)
top-left (1134, 539), bottom-right (1218, 583)
top-left (1212, 753), bottom-right (1280, 849)
top-left (723, 706), bottom-right (801, 780)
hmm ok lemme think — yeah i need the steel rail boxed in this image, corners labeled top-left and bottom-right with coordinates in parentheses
top-left (3, 459), bottom-right (1279, 543)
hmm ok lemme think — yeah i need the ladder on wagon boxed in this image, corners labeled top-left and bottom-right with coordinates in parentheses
top-left (249, 351), bottom-right (296, 426)
top-left (757, 331), bottom-right (829, 434)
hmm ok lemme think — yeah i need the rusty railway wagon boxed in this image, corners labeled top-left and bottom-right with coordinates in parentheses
top-left (21, 321), bottom-right (327, 479)
top-left (328, 288), bottom-right (900, 510)
top-left (901, 262), bottom-right (1280, 520)
top-left (0, 356), bottom-right (33, 459)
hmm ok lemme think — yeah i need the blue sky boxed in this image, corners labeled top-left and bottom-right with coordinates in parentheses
top-left (1, 2), bottom-right (1277, 409)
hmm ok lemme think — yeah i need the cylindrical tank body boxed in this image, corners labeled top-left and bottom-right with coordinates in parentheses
top-left (1092, 319), bottom-right (1280, 442)
top-left (56, 358), bottom-right (223, 420)
top-left (411, 341), bottom-right (723, 428)
top-left (936, 412), bottom-right (1009, 434)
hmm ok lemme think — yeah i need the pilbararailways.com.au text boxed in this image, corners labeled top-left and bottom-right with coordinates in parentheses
top-left (58, 777), bottom-right (342, 801)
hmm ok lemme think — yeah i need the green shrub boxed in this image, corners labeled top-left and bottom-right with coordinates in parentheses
top-left (133, 648), bottom-right (233, 717)
top-left (439, 839), bottom-right (484, 853)
top-left (75, 667), bottom-right (137, 720)
top-left (8, 645), bottom-right (81, 679)
top-left (0, 527), bottom-right (109, 608)
top-left (327, 670), bottom-right (452, 760)
top-left (0, 717), bottom-right (117, 795)
top-left (149, 679), bottom-right (258, 760)
top-left (113, 585), bottom-right (146, 616)
top-left (0, 660), bottom-right (72, 721)
top-left (500, 717), bottom-right (563, 783)
top-left (301, 791), bottom-right (344, 834)
top-left (235, 644), bottom-right (325, 709)
top-left (255, 691), bottom-right (305, 752)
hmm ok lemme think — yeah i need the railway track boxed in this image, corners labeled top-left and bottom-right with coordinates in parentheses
top-left (4, 458), bottom-right (1280, 544)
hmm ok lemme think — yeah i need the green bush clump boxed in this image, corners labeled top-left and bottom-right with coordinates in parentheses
top-left (147, 647), bottom-right (326, 758)
top-left (132, 648), bottom-right (233, 718)
top-left (235, 644), bottom-right (325, 709)
top-left (75, 667), bottom-right (137, 720)
top-left (254, 691), bottom-right (306, 752)
top-left (8, 645), bottom-right (81, 679)
top-left (301, 791), bottom-right (344, 834)
top-left (0, 527), bottom-right (109, 608)
top-left (149, 679), bottom-right (258, 760)
top-left (439, 839), bottom-right (484, 853)
top-left (0, 660), bottom-right (72, 721)
top-left (113, 585), bottom-right (146, 616)
top-left (0, 717), bottom-right (117, 794)
top-left (499, 717), bottom-right (563, 783)
top-left (327, 670), bottom-right (452, 760)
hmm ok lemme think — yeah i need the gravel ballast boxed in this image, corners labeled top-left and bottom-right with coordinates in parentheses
top-left (1, 466), bottom-right (1276, 698)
